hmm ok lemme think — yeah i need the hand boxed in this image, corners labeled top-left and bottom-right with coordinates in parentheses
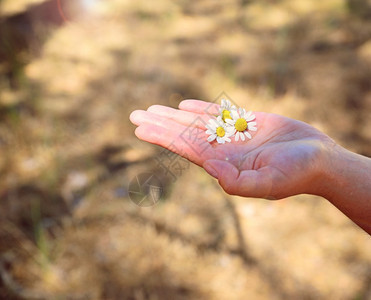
top-left (130, 100), bottom-right (334, 199)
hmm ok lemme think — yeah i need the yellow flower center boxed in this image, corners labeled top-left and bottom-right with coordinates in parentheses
top-left (235, 118), bottom-right (247, 132)
top-left (222, 109), bottom-right (232, 122)
top-left (216, 126), bottom-right (225, 137)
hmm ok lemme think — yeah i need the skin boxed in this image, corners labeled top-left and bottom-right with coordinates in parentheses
top-left (130, 100), bottom-right (371, 234)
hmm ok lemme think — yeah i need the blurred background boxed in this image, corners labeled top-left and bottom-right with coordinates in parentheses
top-left (0, 0), bottom-right (371, 299)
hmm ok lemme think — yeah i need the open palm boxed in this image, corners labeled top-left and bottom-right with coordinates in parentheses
top-left (130, 100), bottom-right (333, 199)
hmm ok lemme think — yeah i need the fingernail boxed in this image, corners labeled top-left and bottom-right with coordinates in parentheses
top-left (204, 163), bottom-right (219, 178)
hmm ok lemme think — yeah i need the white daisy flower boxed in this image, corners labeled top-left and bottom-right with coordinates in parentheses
top-left (226, 108), bottom-right (257, 142)
top-left (205, 116), bottom-right (234, 144)
top-left (219, 98), bottom-right (237, 122)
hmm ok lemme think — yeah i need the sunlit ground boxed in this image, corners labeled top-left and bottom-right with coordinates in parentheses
top-left (0, 0), bottom-right (370, 299)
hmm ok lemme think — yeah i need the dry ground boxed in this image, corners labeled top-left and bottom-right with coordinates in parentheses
top-left (0, 0), bottom-right (370, 299)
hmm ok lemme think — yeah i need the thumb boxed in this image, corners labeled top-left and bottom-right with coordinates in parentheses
top-left (203, 159), bottom-right (274, 198)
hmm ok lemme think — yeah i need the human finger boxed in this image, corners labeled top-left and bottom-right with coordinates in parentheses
top-left (179, 99), bottom-right (220, 115)
top-left (147, 105), bottom-right (212, 129)
top-left (135, 122), bottom-right (214, 166)
top-left (179, 100), bottom-right (266, 137)
top-left (203, 159), bottom-right (275, 198)
top-left (130, 110), bottom-right (188, 131)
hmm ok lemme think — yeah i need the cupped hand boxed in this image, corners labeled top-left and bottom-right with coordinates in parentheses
top-left (130, 100), bottom-right (333, 199)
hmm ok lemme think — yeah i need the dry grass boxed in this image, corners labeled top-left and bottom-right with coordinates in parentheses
top-left (0, 0), bottom-right (370, 299)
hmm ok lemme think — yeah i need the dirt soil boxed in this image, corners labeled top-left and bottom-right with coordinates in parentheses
top-left (0, 0), bottom-right (370, 299)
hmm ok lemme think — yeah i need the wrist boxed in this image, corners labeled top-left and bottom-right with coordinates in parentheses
top-left (311, 140), bottom-right (371, 232)
top-left (311, 140), bottom-right (341, 198)
top-left (302, 137), bottom-right (338, 197)
top-left (314, 142), bottom-right (367, 199)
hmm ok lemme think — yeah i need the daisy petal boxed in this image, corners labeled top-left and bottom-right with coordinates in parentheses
top-left (248, 121), bottom-right (257, 131)
top-left (207, 135), bottom-right (216, 142)
top-left (217, 137), bottom-right (225, 144)
top-left (225, 119), bottom-right (234, 125)
top-left (226, 129), bottom-right (235, 136)
top-left (231, 110), bottom-right (239, 119)
top-left (244, 131), bottom-right (252, 139)
top-left (248, 125), bottom-right (257, 131)
top-left (240, 133), bottom-right (246, 141)
top-left (246, 115), bottom-right (255, 122)
top-left (209, 119), bottom-right (218, 129)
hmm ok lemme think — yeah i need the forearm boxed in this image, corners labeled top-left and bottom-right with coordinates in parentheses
top-left (316, 144), bottom-right (371, 234)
